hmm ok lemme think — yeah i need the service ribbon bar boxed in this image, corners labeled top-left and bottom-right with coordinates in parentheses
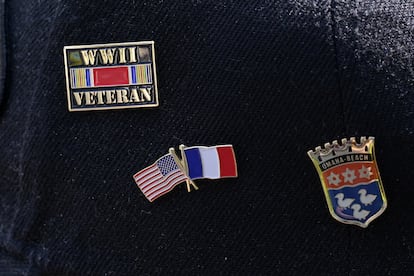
top-left (63, 41), bottom-right (158, 111)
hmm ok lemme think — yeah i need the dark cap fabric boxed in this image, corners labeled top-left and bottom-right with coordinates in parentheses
top-left (1, 0), bottom-right (414, 274)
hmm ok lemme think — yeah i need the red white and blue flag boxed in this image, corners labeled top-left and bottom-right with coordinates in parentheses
top-left (133, 145), bottom-right (238, 202)
top-left (133, 153), bottom-right (187, 202)
top-left (183, 145), bottom-right (238, 180)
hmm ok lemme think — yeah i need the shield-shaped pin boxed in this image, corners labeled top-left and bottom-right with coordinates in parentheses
top-left (308, 137), bottom-right (387, 228)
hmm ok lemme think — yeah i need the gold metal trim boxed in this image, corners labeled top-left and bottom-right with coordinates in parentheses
top-left (63, 41), bottom-right (159, 112)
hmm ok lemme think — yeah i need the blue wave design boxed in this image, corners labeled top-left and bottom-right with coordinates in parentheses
top-left (328, 181), bottom-right (383, 222)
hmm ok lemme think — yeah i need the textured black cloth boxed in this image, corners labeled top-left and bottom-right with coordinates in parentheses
top-left (1, 0), bottom-right (414, 274)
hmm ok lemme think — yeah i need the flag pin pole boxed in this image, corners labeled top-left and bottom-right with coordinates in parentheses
top-left (169, 147), bottom-right (199, 192)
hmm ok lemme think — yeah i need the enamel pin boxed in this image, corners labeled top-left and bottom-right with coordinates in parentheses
top-left (133, 145), bottom-right (238, 202)
top-left (63, 41), bottom-right (158, 111)
top-left (307, 137), bottom-right (387, 228)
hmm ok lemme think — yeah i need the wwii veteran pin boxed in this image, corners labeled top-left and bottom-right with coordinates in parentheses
top-left (307, 137), bottom-right (387, 228)
top-left (63, 41), bottom-right (158, 111)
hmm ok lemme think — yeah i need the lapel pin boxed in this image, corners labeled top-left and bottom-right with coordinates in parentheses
top-left (307, 137), bottom-right (387, 228)
top-left (133, 144), bottom-right (238, 202)
top-left (63, 41), bottom-right (158, 111)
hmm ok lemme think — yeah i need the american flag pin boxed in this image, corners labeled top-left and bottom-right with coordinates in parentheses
top-left (133, 145), bottom-right (238, 202)
top-left (63, 41), bottom-right (159, 111)
top-left (308, 137), bottom-right (387, 228)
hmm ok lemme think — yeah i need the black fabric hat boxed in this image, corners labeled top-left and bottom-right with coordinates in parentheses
top-left (1, 0), bottom-right (413, 274)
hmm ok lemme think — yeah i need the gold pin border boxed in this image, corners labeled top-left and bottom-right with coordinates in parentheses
top-left (308, 137), bottom-right (387, 228)
top-left (63, 41), bottom-right (159, 112)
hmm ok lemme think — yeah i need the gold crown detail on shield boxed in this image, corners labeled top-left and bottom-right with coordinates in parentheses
top-left (307, 136), bottom-right (375, 163)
